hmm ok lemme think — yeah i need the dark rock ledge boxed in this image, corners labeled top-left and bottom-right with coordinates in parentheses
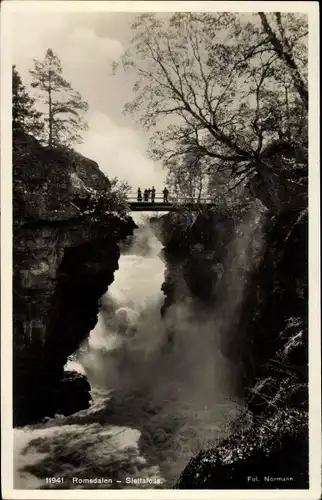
top-left (13, 131), bottom-right (136, 426)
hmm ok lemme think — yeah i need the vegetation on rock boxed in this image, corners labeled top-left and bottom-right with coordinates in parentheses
top-left (13, 48), bottom-right (88, 149)
top-left (12, 65), bottom-right (43, 136)
top-left (29, 48), bottom-right (88, 147)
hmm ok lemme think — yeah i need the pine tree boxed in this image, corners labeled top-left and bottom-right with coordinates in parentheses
top-left (29, 49), bottom-right (88, 148)
top-left (12, 65), bottom-right (43, 135)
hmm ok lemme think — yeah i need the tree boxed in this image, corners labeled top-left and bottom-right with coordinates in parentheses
top-left (114, 13), bottom-right (308, 200)
top-left (166, 151), bottom-right (209, 202)
top-left (258, 12), bottom-right (308, 109)
top-left (29, 48), bottom-right (88, 148)
top-left (12, 65), bottom-right (43, 135)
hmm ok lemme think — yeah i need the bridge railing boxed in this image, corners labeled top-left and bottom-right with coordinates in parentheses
top-left (127, 193), bottom-right (214, 203)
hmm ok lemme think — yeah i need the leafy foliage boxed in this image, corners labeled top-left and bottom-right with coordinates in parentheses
top-left (29, 49), bottom-right (88, 147)
top-left (176, 314), bottom-right (308, 488)
top-left (73, 176), bottom-right (131, 219)
top-left (106, 177), bottom-right (131, 216)
top-left (114, 12), bottom-right (308, 202)
top-left (12, 65), bottom-right (43, 136)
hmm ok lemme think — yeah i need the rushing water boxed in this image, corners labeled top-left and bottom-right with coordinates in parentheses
top-left (14, 216), bottom-right (251, 490)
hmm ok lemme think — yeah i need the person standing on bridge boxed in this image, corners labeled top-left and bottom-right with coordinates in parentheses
top-left (151, 186), bottom-right (156, 203)
top-left (147, 188), bottom-right (151, 201)
top-left (137, 187), bottom-right (142, 202)
top-left (143, 189), bottom-right (149, 202)
top-left (163, 186), bottom-right (169, 203)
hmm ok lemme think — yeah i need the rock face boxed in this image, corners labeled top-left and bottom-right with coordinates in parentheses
top-left (150, 210), bottom-right (236, 315)
top-left (152, 197), bottom-right (308, 488)
top-left (13, 131), bottom-right (136, 426)
top-left (175, 208), bottom-right (308, 489)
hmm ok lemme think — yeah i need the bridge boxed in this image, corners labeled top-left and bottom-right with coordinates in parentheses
top-left (127, 193), bottom-right (215, 212)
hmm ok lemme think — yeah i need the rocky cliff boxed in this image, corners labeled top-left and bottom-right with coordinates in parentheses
top-left (174, 208), bottom-right (308, 489)
top-left (151, 182), bottom-right (308, 487)
top-left (13, 131), bottom-right (136, 426)
top-left (150, 209), bottom-right (236, 315)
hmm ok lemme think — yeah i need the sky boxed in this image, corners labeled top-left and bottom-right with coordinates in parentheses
top-left (10, 5), bottom-right (310, 196)
top-left (12, 10), bottom-right (166, 192)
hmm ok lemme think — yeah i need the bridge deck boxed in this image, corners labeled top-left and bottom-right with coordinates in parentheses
top-left (129, 202), bottom-right (215, 212)
top-left (127, 193), bottom-right (215, 211)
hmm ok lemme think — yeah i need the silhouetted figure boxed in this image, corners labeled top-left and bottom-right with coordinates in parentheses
top-left (143, 189), bottom-right (149, 202)
top-left (147, 188), bottom-right (151, 201)
top-left (137, 187), bottom-right (142, 202)
top-left (151, 186), bottom-right (156, 203)
top-left (163, 187), bottom-right (169, 203)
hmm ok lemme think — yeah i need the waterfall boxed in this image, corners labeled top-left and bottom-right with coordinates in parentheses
top-left (14, 211), bottom-right (266, 489)
top-left (77, 221), bottom-right (166, 391)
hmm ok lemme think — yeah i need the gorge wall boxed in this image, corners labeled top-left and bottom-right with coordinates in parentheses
top-left (13, 131), bottom-right (136, 426)
top-left (151, 182), bottom-right (308, 488)
top-left (12, 129), bottom-right (309, 489)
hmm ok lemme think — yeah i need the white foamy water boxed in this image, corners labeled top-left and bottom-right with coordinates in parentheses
top-left (14, 219), bottom-right (248, 489)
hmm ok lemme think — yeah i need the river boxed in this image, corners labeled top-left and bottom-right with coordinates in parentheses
top-left (14, 216), bottom-right (242, 490)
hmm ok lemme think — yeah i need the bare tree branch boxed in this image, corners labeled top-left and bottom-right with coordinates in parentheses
top-left (258, 12), bottom-right (308, 109)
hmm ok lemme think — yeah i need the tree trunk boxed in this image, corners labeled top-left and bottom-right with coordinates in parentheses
top-left (48, 71), bottom-right (53, 147)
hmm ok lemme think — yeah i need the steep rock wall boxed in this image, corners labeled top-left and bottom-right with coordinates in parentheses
top-left (175, 207), bottom-right (308, 488)
top-left (13, 131), bottom-right (136, 426)
top-left (150, 210), bottom-right (236, 315)
top-left (151, 196), bottom-right (308, 487)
